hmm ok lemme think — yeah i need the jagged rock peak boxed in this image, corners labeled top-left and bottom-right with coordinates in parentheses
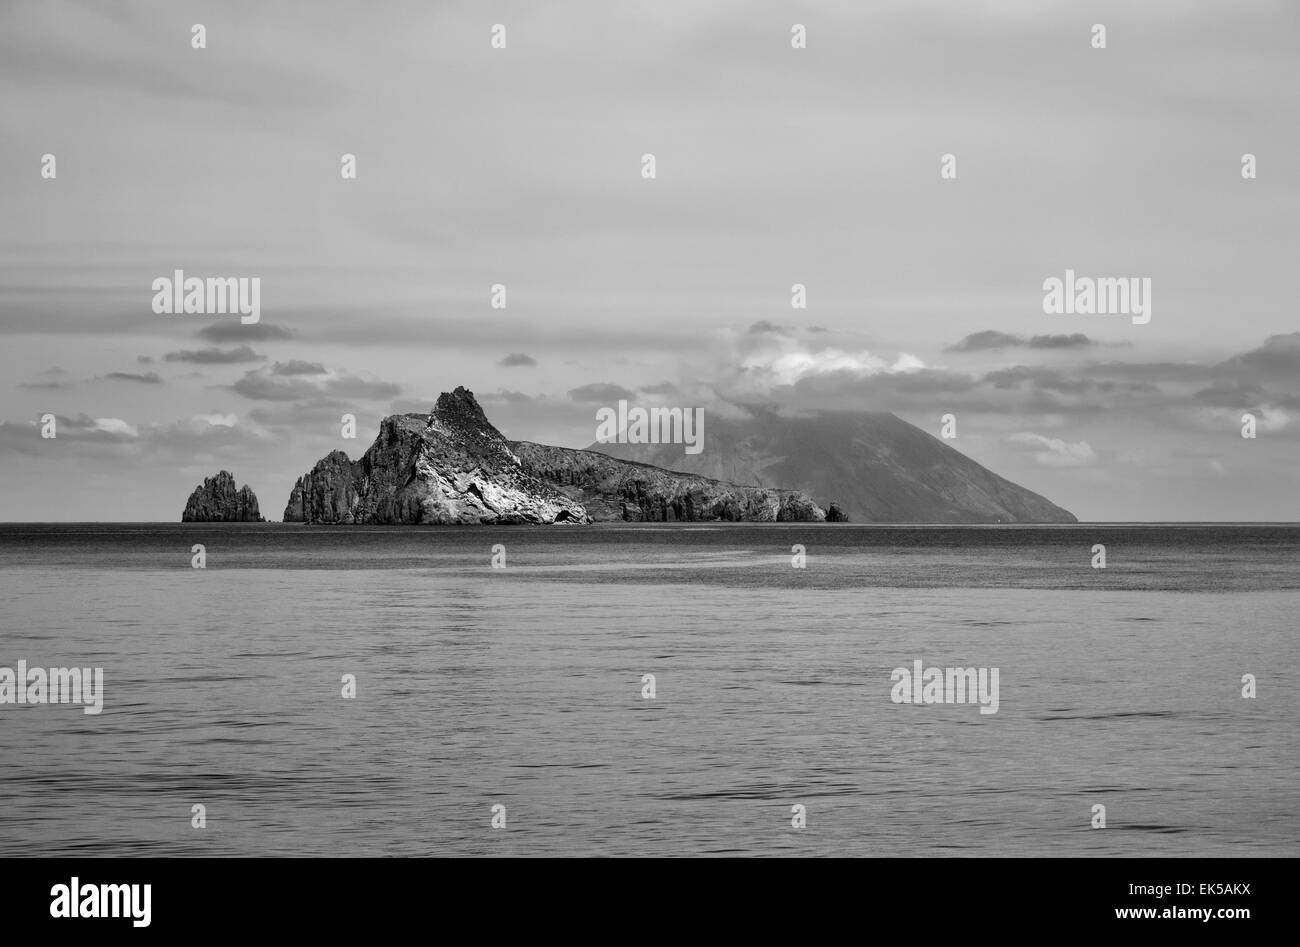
top-left (182, 470), bottom-right (264, 522)
top-left (417, 387), bottom-right (521, 467)
top-left (431, 386), bottom-right (490, 426)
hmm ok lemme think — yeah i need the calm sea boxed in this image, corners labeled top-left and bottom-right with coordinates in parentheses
top-left (0, 523), bottom-right (1296, 857)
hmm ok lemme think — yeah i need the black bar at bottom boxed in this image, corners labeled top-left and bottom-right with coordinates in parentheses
top-left (0, 856), bottom-right (1282, 935)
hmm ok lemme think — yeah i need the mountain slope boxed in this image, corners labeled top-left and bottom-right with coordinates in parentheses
top-left (511, 440), bottom-right (826, 522)
top-left (588, 408), bottom-right (1077, 523)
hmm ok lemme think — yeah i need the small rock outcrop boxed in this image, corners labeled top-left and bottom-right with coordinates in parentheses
top-left (825, 503), bottom-right (850, 522)
top-left (281, 450), bottom-right (359, 524)
top-left (181, 471), bottom-right (264, 522)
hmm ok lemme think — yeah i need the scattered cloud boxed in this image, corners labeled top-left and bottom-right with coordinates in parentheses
top-left (230, 366), bottom-right (400, 402)
top-left (1029, 333), bottom-right (1094, 350)
top-left (0, 414), bottom-right (137, 456)
top-left (638, 381), bottom-right (678, 395)
top-left (1008, 432), bottom-right (1098, 467)
top-left (479, 389), bottom-right (535, 405)
top-left (196, 323), bottom-right (294, 343)
top-left (164, 345), bottom-right (265, 364)
top-left (498, 353), bottom-right (538, 367)
top-left (1216, 331), bottom-right (1300, 381)
top-left (743, 348), bottom-right (926, 387)
top-left (567, 382), bottom-right (636, 403)
top-left (269, 360), bottom-right (327, 376)
top-left (104, 371), bottom-right (163, 384)
top-left (949, 330), bottom-right (1095, 352)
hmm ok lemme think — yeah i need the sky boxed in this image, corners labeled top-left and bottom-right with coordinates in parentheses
top-left (1, 0), bottom-right (1297, 521)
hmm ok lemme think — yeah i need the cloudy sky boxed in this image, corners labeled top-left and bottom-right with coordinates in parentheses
top-left (1, 0), bottom-right (1296, 521)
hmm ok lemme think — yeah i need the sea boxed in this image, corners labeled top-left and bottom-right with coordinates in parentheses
top-left (0, 523), bottom-right (1296, 857)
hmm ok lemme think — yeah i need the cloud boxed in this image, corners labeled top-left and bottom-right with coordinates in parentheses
top-left (982, 366), bottom-right (1096, 394)
top-left (498, 353), bottom-right (538, 367)
top-left (1008, 432), bottom-right (1098, 467)
top-left (92, 417), bottom-right (139, 437)
top-left (747, 320), bottom-right (791, 335)
top-left (949, 330), bottom-right (1095, 352)
top-left (196, 323), bottom-right (294, 343)
top-left (325, 374), bottom-right (403, 401)
top-left (270, 360), bottom-right (327, 376)
top-left (948, 330), bottom-right (1023, 352)
top-left (1029, 333), bottom-right (1094, 349)
top-left (192, 413), bottom-right (238, 427)
top-left (230, 366), bottom-right (400, 402)
top-left (1190, 381), bottom-right (1264, 409)
top-left (638, 381), bottom-right (678, 395)
top-left (1217, 332), bottom-right (1300, 380)
top-left (744, 348), bottom-right (926, 387)
top-left (247, 399), bottom-right (355, 428)
top-left (104, 371), bottom-right (163, 384)
top-left (567, 382), bottom-right (637, 403)
top-left (0, 414), bottom-right (138, 456)
top-left (163, 345), bottom-right (265, 364)
top-left (479, 389), bottom-right (535, 405)
top-left (228, 372), bottom-right (323, 401)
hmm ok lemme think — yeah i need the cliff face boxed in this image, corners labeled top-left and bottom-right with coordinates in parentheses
top-left (283, 388), bottom-right (830, 525)
top-left (181, 471), bottom-right (264, 522)
top-left (511, 441), bottom-right (826, 522)
top-left (591, 409), bottom-right (1077, 524)
top-left (281, 450), bottom-right (358, 524)
top-left (283, 388), bottom-right (590, 525)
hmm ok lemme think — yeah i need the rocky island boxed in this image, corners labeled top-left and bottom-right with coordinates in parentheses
top-left (189, 385), bottom-right (1080, 526)
top-left (282, 387), bottom-right (832, 525)
top-left (181, 471), bottom-right (265, 522)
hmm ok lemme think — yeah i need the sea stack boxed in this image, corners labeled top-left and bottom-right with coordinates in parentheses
top-left (181, 471), bottom-right (265, 522)
top-left (825, 503), bottom-right (850, 523)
